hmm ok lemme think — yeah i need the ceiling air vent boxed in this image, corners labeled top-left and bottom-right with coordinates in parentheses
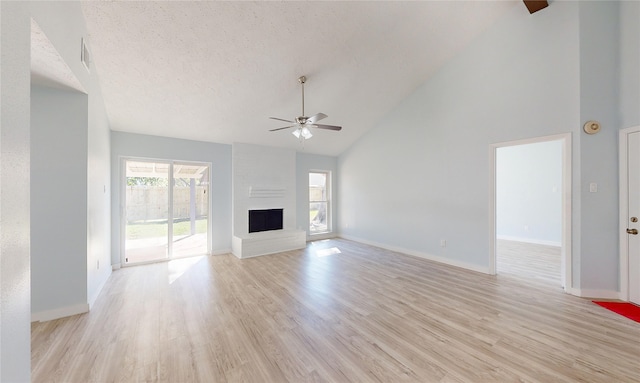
top-left (81, 38), bottom-right (91, 73)
top-left (523, 0), bottom-right (548, 14)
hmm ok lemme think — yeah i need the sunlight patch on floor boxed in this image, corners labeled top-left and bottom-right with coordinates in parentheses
top-left (315, 247), bottom-right (341, 257)
top-left (168, 255), bottom-right (205, 284)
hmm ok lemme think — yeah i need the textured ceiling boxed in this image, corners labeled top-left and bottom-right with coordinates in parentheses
top-left (81, 1), bottom-right (517, 156)
top-left (31, 20), bottom-right (86, 93)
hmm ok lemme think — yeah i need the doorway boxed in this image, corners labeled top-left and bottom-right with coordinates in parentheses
top-left (619, 126), bottom-right (640, 305)
top-left (490, 134), bottom-right (572, 290)
top-left (123, 159), bottom-right (210, 265)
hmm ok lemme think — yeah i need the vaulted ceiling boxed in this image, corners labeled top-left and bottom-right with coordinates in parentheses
top-left (80, 1), bottom-right (518, 156)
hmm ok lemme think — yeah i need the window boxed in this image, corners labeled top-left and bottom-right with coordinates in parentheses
top-left (309, 171), bottom-right (330, 234)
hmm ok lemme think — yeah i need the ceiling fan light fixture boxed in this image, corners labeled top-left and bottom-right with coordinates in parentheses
top-left (269, 75), bottom-right (342, 142)
top-left (292, 126), bottom-right (313, 140)
top-left (302, 127), bottom-right (313, 139)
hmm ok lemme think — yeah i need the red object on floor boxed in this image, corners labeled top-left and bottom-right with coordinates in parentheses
top-left (593, 301), bottom-right (640, 323)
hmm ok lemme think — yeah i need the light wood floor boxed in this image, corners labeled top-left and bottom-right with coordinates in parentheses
top-left (32, 239), bottom-right (640, 382)
top-left (497, 239), bottom-right (561, 287)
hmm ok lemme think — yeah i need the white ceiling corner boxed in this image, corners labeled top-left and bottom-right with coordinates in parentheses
top-left (31, 19), bottom-right (86, 94)
top-left (80, 1), bottom-right (518, 156)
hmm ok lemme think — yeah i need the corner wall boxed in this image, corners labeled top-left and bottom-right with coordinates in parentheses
top-left (577, 1), bottom-right (621, 292)
top-left (0, 2), bottom-right (32, 381)
top-left (338, 2), bottom-right (581, 273)
top-left (29, 2), bottom-right (113, 319)
top-left (31, 86), bottom-right (88, 319)
top-left (338, 0), bottom-right (638, 296)
top-left (1, 3), bottom-right (112, 378)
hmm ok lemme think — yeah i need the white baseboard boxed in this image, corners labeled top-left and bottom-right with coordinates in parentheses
top-left (566, 288), bottom-right (621, 300)
top-left (308, 232), bottom-right (338, 241)
top-left (112, 250), bottom-right (231, 267)
top-left (89, 269), bottom-right (112, 309)
top-left (496, 235), bottom-right (561, 247)
top-left (32, 303), bottom-right (89, 323)
top-left (338, 234), bottom-right (490, 274)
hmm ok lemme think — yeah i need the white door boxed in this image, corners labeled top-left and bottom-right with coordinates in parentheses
top-left (627, 131), bottom-right (640, 305)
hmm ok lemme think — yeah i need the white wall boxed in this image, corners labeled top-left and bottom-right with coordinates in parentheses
top-left (339, 2), bottom-right (580, 273)
top-left (0, 2), bottom-right (32, 381)
top-left (619, 1), bottom-right (640, 130)
top-left (496, 140), bottom-right (562, 246)
top-left (2, 3), bottom-right (111, 376)
top-left (31, 86), bottom-right (88, 317)
top-left (86, 45), bottom-right (112, 310)
top-left (232, 143), bottom-right (296, 236)
top-left (111, 132), bottom-right (232, 264)
top-left (29, 2), bottom-right (112, 319)
top-left (577, 1), bottom-right (622, 291)
top-left (296, 152), bottom-right (338, 239)
top-left (339, 1), bottom-right (638, 295)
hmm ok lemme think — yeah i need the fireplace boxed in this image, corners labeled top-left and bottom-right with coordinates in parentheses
top-left (248, 208), bottom-right (283, 233)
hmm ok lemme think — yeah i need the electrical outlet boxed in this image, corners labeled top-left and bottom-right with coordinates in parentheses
top-left (440, 239), bottom-right (447, 248)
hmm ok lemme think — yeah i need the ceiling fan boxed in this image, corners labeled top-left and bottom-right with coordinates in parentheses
top-left (269, 76), bottom-right (342, 140)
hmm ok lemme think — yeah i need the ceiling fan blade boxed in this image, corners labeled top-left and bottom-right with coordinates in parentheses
top-left (269, 117), bottom-right (295, 123)
top-left (306, 113), bottom-right (328, 124)
top-left (269, 125), bottom-right (296, 132)
top-left (314, 124), bottom-right (342, 131)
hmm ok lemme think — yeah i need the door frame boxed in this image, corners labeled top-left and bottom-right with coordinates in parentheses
top-left (489, 133), bottom-right (572, 291)
top-left (120, 157), bottom-right (172, 266)
top-left (618, 125), bottom-right (640, 302)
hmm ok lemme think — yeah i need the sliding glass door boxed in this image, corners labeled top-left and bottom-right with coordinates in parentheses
top-left (123, 159), bottom-right (210, 265)
top-left (124, 160), bottom-right (170, 264)
top-left (172, 162), bottom-right (209, 258)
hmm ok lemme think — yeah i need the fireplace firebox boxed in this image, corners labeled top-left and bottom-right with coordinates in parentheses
top-left (248, 208), bottom-right (283, 233)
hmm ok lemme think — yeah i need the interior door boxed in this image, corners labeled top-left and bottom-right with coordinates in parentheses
top-left (627, 131), bottom-right (640, 305)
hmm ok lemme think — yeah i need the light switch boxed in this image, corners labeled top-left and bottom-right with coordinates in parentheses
top-left (589, 182), bottom-right (597, 193)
